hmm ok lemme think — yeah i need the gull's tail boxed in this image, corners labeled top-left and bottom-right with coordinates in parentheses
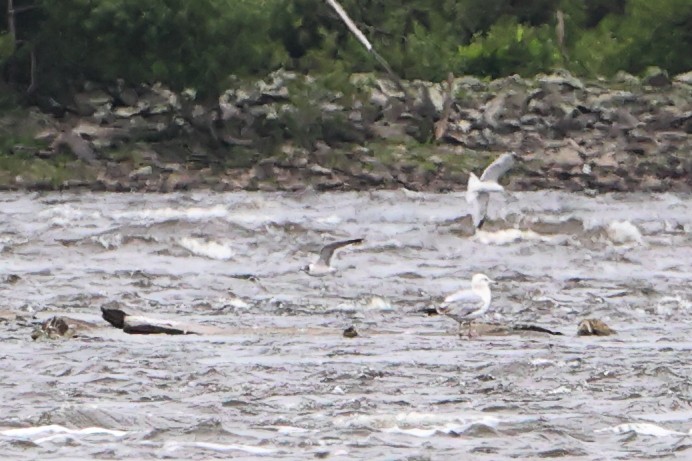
top-left (467, 172), bottom-right (504, 199)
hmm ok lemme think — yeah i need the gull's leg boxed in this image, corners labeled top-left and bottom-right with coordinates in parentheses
top-left (467, 320), bottom-right (477, 339)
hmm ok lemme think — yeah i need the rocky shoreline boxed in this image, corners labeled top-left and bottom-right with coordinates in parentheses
top-left (1, 68), bottom-right (691, 193)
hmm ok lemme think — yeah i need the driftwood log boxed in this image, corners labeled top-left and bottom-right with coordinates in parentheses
top-left (101, 306), bottom-right (226, 335)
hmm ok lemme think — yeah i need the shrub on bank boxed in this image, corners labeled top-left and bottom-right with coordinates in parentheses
top-left (0, 0), bottom-right (690, 98)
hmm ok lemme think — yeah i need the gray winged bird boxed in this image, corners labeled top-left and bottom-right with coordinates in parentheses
top-left (437, 273), bottom-right (494, 338)
top-left (466, 152), bottom-right (517, 229)
top-left (303, 238), bottom-right (364, 276)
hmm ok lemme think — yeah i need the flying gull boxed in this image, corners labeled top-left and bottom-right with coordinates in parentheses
top-left (437, 273), bottom-right (494, 338)
top-left (302, 238), bottom-right (364, 276)
top-left (466, 152), bottom-right (517, 229)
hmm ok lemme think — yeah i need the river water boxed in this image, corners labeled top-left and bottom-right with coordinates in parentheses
top-left (0, 190), bottom-right (690, 460)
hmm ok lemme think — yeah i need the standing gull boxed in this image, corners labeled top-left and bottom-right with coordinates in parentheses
top-left (437, 273), bottom-right (494, 338)
top-left (466, 152), bottom-right (517, 229)
top-left (303, 238), bottom-right (364, 276)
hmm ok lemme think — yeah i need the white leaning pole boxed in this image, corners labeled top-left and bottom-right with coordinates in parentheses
top-left (324, 0), bottom-right (408, 97)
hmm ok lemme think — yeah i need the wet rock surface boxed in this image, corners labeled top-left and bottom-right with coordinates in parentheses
top-left (577, 318), bottom-right (617, 336)
top-left (30, 316), bottom-right (96, 340)
top-left (1, 69), bottom-right (690, 193)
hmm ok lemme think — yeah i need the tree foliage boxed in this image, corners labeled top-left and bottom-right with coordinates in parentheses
top-left (1, 0), bottom-right (691, 97)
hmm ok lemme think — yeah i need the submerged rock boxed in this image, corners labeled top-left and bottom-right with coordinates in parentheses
top-left (343, 326), bottom-right (359, 338)
top-left (31, 316), bottom-right (96, 340)
top-left (577, 319), bottom-right (616, 336)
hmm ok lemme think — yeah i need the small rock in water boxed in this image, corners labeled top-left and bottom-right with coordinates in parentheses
top-left (343, 326), bottom-right (358, 338)
top-left (2, 274), bottom-right (21, 284)
top-left (31, 316), bottom-right (94, 340)
top-left (577, 319), bottom-right (616, 336)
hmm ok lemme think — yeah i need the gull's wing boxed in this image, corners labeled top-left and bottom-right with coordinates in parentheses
top-left (440, 289), bottom-right (485, 320)
top-left (442, 289), bottom-right (483, 305)
top-left (318, 238), bottom-right (364, 265)
top-left (480, 152), bottom-right (516, 182)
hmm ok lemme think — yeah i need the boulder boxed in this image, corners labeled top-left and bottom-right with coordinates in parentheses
top-left (577, 319), bottom-right (616, 336)
top-left (642, 67), bottom-right (671, 87)
top-left (673, 70), bottom-right (692, 85)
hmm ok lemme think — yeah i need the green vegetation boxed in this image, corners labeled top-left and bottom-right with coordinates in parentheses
top-left (0, 116), bottom-right (92, 187)
top-left (0, 149), bottom-right (94, 188)
top-left (1, 0), bottom-right (691, 99)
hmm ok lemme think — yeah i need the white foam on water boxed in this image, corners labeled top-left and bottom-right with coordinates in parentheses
top-left (634, 410), bottom-right (692, 423)
top-left (260, 425), bottom-right (311, 435)
top-left (606, 220), bottom-right (643, 245)
top-left (472, 228), bottom-right (553, 245)
top-left (163, 440), bottom-right (275, 455)
top-left (113, 205), bottom-right (229, 223)
top-left (225, 211), bottom-right (278, 227)
top-left (331, 412), bottom-right (539, 439)
top-left (595, 423), bottom-right (691, 437)
top-left (0, 424), bottom-right (127, 442)
top-left (654, 294), bottom-right (691, 316)
top-left (316, 214), bottom-right (342, 225)
top-left (178, 237), bottom-right (234, 260)
top-left (530, 358), bottom-right (558, 367)
top-left (366, 296), bottom-right (394, 311)
top-left (382, 423), bottom-right (471, 438)
top-left (222, 295), bottom-right (250, 309)
top-left (38, 204), bottom-right (102, 225)
top-left (333, 296), bottom-right (394, 314)
top-left (333, 412), bottom-right (509, 430)
top-left (92, 233), bottom-right (123, 250)
top-left (547, 385), bottom-right (572, 395)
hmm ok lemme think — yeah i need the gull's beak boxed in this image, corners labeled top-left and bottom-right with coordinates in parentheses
top-left (488, 278), bottom-right (496, 284)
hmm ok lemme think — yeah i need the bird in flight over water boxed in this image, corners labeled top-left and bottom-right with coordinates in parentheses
top-left (303, 238), bottom-right (364, 276)
top-left (466, 152), bottom-right (517, 230)
top-left (437, 273), bottom-right (494, 338)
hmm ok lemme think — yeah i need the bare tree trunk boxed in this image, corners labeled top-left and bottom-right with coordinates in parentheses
top-left (8, 0), bottom-right (16, 41)
top-left (556, 10), bottom-right (567, 60)
top-left (27, 47), bottom-right (37, 94)
top-left (434, 72), bottom-right (455, 141)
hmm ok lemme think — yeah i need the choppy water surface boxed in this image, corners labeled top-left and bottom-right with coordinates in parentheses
top-left (0, 190), bottom-right (690, 460)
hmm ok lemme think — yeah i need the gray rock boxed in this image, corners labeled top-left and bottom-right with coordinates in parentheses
top-left (50, 131), bottom-right (98, 165)
top-left (673, 70), bottom-right (692, 85)
top-left (537, 70), bottom-right (585, 91)
top-left (613, 71), bottom-right (640, 86)
top-left (253, 158), bottom-right (276, 180)
top-left (642, 67), bottom-right (671, 87)
top-left (550, 145), bottom-right (583, 168)
top-left (118, 88), bottom-right (139, 107)
top-left (309, 164), bottom-right (333, 175)
top-left (129, 165), bottom-right (153, 179)
top-left (453, 76), bottom-right (486, 92)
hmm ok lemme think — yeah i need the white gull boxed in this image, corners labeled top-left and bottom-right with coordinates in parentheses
top-left (466, 152), bottom-right (517, 229)
top-left (302, 238), bottom-right (364, 276)
top-left (437, 273), bottom-right (494, 337)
